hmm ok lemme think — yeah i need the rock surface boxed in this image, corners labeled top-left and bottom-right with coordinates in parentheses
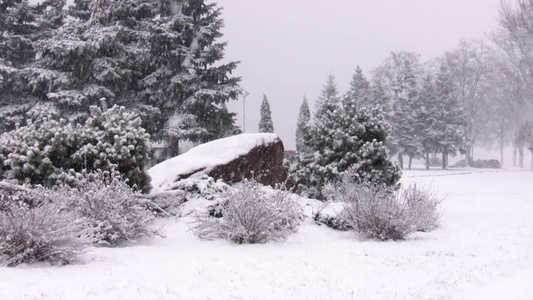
top-left (149, 133), bottom-right (287, 192)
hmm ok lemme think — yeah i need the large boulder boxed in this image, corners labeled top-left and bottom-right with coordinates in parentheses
top-left (149, 133), bottom-right (287, 193)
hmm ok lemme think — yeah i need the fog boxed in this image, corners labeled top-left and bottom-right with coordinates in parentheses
top-left (215, 0), bottom-right (501, 150)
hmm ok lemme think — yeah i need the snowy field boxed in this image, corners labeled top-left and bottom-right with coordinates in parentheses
top-left (1, 168), bottom-right (532, 300)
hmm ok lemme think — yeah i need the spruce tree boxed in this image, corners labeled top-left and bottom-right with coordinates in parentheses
top-left (392, 59), bottom-right (422, 169)
top-left (370, 81), bottom-right (399, 155)
top-left (344, 66), bottom-right (371, 109)
top-left (150, 0), bottom-right (241, 149)
top-left (290, 74), bottom-right (400, 199)
top-left (0, 0), bottom-right (66, 132)
top-left (433, 63), bottom-right (466, 169)
top-left (417, 75), bottom-right (440, 169)
top-left (295, 96), bottom-right (310, 152)
top-left (11, 0), bottom-right (240, 157)
top-left (258, 94), bottom-right (274, 133)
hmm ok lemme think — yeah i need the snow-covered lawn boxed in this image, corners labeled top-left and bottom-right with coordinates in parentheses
top-left (1, 169), bottom-right (532, 300)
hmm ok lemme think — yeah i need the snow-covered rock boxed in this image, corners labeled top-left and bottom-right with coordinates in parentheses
top-left (314, 202), bottom-right (351, 231)
top-left (149, 133), bottom-right (286, 193)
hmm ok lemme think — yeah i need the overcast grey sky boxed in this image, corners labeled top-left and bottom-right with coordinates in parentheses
top-left (215, 0), bottom-right (501, 150)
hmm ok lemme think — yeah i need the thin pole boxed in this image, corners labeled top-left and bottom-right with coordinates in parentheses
top-left (241, 91), bottom-right (249, 132)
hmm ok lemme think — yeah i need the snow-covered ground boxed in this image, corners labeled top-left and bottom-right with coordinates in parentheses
top-left (1, 168), bottom-right (532, 300)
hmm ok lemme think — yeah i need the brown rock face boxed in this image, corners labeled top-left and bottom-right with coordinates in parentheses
top-left (207, 138), bottom-right (287, 187)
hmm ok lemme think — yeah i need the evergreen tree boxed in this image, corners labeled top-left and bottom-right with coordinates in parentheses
top-left (391, 59), bottom-right (422, 169)
top-left (315, 73), bottom-right (341, 119)
top-left (370, 81), bottom-right (399, 155)
top-left (149, 0), bottom-right (241, 150)
top-left (433, 63), bottom-right (466, 169)
top-left (295, 96), bottom-right (310, 152)
top-left (417, 75), bottom-right (440, 169)
top-left (290, 74), bottom-right (342, 198)
top-left (258, 94), bottom-right (274, 133)
top-left (344, 66), bottom-right (371, 109)
top-left (5, 0), bottom-right (240, 156)
top-left (370, 81), bottom-right (393, 115)
top-left (290, 74), bottom-right (400, 199)
top-left (0, 0), bottom-right (66, 132)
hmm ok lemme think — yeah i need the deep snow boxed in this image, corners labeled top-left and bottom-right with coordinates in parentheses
top-left (1, 168), bottom-right (532, 300)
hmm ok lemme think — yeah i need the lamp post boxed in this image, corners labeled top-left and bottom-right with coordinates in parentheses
top-left (240, 90), bottom-right (250, 132)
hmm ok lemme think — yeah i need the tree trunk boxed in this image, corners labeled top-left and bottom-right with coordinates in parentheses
top-left (531, 151), bottom-right (533, 170)
top-left (513, 146), bottom-right (517, 166)
top-left (442, 151), bottom-right (447, 169)
top-left (518, 146), bottom-right (524, 168)
top-left (465, 145), bottom-right (471, 167)
top-left (425, 151), bottom-right (430, 170)
top-left (167, 137), bottom-right (180, 159)
top-left (398, 153), bottom-right (404, 170)
top-left (471, 141), bottom-right (475, 163)
top-left (408, 155), bottom-right (413, 170)
top-left (500, 138), bottom-right (504, 168)
top-left (499, 121), bottom-right (505, 167)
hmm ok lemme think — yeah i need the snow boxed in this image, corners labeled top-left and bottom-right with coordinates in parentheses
top-left (1, 168), bottom-right (533, 299)
top-left (148, 133), bottom-right (280, 193)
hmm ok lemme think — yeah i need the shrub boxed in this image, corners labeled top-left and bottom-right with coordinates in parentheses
top-left (324, 174), bottom-right (442, 241)
top-left (0, 104), bottom-right (152, 192)
top-left (62, 171), bottom-right (161, 245)
top-left (150, 175), bottom-right (229, 217)
top-left (192, 181), bottom-right (301, 244)
top-left (0, 184), bottom-right (86, 266)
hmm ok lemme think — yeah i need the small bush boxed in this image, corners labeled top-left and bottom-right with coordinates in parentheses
top-left (192, 181), bottom-right (301, 244)
top-left (62, 171), bottom-right (160, 245)
top-left (150, 175), bottom-right (229, 217)
top-left (0, 185), bottom-right (86, 266)
top-left (325, 174), bottom-right (442, 241)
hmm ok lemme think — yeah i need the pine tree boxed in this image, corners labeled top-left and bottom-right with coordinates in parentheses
top-left (392, 59), bottom-right (422, 169)
top-left (289, 74), bottom-right (400, 199)
top-left (290, 74), bottom-right (342, 198)
top-left (370, 81), bottom-right (393, 115)
top-left (344, 66), bottom-right (371, 109)
top-left (14, 0), bottom-right (240, 157)
top-left (295, 96), bottom-right (310, 152)
top-left (258, 94), bottom-right (274, 133)
top-left (149, 0), bottom-right (241, 149)
top-left (370, 81), bottom-right (399, 155)
top-left (417, 75), bottom-right (440, 169)
top-left (433, 63), bottom-right (466, 169)
top-left (0, 0), bottom-right (66, 133)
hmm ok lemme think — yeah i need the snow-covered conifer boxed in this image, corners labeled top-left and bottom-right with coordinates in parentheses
top-left (295, 96), bottom-right (311, 152)
top-left (391, 59), bottom-right (422, 169)
top-left (6, 0), bottom-right (240, 153)
top-left (433, 63), bottom-right (466, 168)
top-left (344, 66), bottom-right (371, 109)
top-left (290, 74), bottom-right (400, 199)
top-left (258, 94), bottom-right (274, 133)
top-left (0, 0), bottom-right (66, 133)
top-left (416, 75), bottom-right (440, 169)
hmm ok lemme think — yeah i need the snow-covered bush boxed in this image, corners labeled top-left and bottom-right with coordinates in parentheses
top-left (62, 171), bottom-right (160, 245)
top-left (0, 184), bottom-right (86, 266)
top-left (75, 105), bottom-right (152, 192)
top-left (325, 174), bottom-right (442, 241)
top-left (192, 181), bottom-right (301, 244)
top-left (150, 175), bottom-right (229, 216)
top-left (0, 104), bottom-right (152, 192)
